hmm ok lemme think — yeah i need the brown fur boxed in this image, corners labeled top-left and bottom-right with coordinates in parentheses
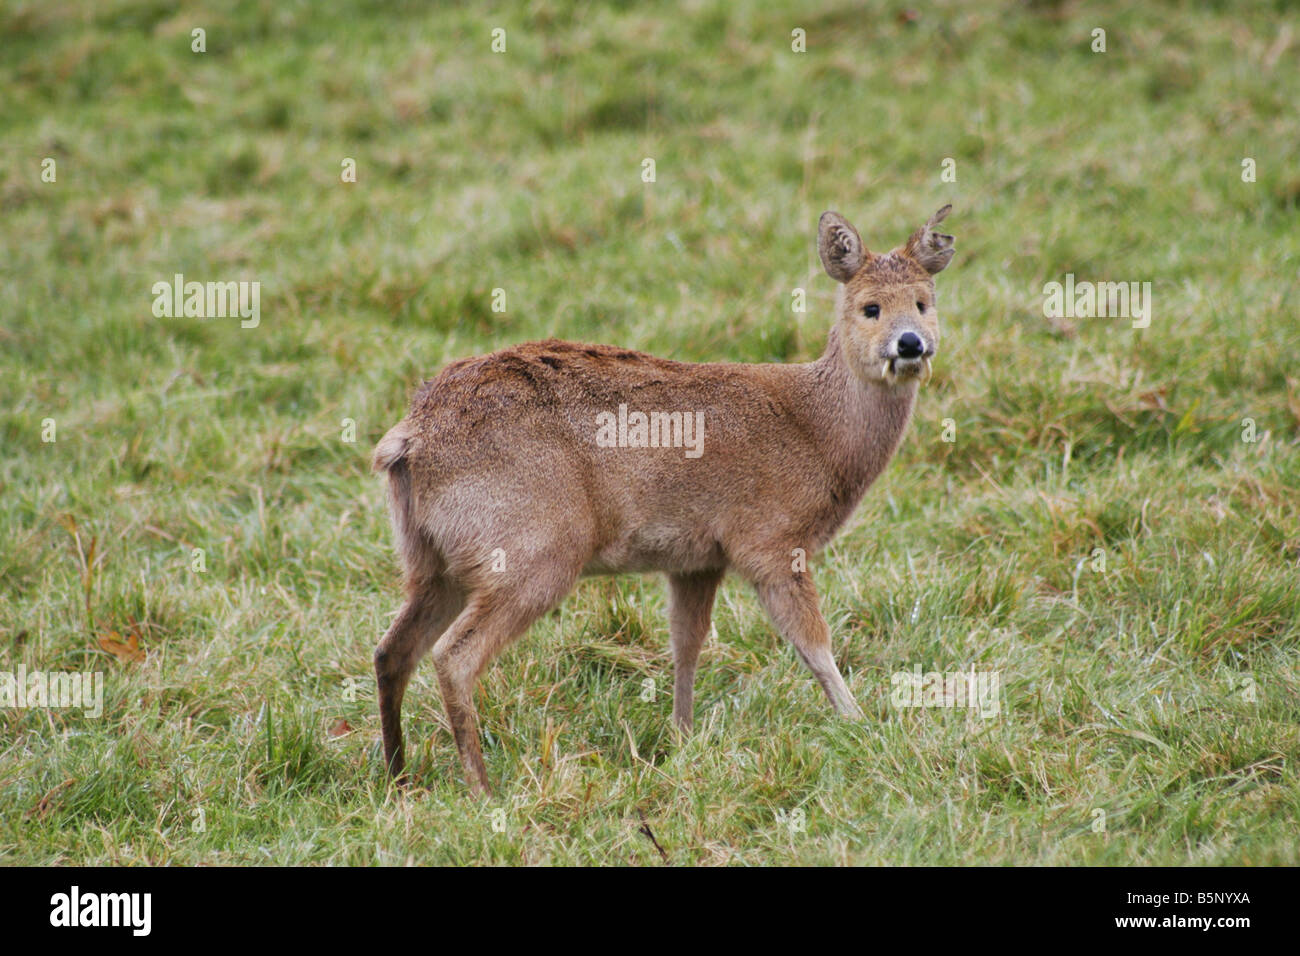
top-left (373, 206), bottom-right (955, 793)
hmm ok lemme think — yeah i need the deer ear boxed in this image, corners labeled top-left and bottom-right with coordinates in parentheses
top-left (818, 211), bottom-right (867, 282)
top-left (904, 204), bottom-right (955, 275)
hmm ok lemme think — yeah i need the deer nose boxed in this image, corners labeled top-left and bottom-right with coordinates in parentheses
top-left (897, 332), bottom-right (924, 359)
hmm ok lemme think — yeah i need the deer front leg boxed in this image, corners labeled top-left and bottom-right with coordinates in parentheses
top-left (667, 569), bottom-right (723, 733)
top-left (752, 571), bottom-right (863, 719)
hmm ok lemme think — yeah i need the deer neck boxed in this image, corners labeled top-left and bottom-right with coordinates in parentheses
top-left (810, 323), bottom-right (918, 499)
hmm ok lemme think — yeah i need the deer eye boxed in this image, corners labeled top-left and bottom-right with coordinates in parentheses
top-left (863, 304), bottom-right (880, 319)
top-left (917, 301), bottom-right (926, 313)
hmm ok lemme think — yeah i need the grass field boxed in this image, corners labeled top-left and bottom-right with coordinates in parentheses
top-left (2, 0), bottom-right (1298, 865)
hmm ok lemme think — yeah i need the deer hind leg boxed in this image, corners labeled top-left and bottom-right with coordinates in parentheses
top-left (751, 571), bottom-right (863, 720)
top-left (431, 565), bottom-right (579, 796)
top-left (375, 576), bottom-right (466, 782)
top-left (667, 569), bottom-right (723, 733)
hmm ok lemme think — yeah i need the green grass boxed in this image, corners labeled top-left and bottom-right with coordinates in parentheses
top-left (2, 0), bottom-right (1298, 865)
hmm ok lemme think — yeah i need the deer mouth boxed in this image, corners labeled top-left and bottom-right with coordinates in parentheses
top-left (881, 356), bottom-right (933, 386)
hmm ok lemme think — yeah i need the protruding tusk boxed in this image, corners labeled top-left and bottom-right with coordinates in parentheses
top-left (922, 356), bottom-right (933, 387)
top-left (881, 360), bottom-right (892, 383)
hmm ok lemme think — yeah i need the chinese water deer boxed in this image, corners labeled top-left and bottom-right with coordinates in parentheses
top-left (373, 205), bottom-right (955, 794)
